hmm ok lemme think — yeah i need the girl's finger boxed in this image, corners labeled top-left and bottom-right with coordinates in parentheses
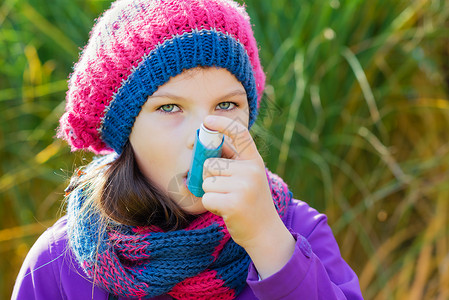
top-left (202, 175), bottom-right (234, 194)
top-left (221, 135), bottom-right (239, 159)
top-left (203, 157), bottom-right (237, 179)
top-left (204, 115), bottom-right (258, 160)
top-left (201, 192), bottom-right (230, 216)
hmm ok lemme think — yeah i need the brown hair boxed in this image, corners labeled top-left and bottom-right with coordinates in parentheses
top-left (68, 142), bottom-right (195, 231)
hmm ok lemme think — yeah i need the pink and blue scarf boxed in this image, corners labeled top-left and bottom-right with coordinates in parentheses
top-left (67, 154), bottom-right (292, 299)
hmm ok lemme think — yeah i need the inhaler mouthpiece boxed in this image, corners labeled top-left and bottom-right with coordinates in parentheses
top-left (186, 123), bottom-right (224, 197)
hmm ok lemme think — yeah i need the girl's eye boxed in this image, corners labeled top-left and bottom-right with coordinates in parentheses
top-left (156, 102), bottom-right (238, 114)
top-left (217, 102), bottom-right (237, 110)
top-left (158, 104), bottom-right (180, 114)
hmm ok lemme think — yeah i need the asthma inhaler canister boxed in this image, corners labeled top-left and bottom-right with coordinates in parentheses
top-left (187, 123), bottom-right (224, 197)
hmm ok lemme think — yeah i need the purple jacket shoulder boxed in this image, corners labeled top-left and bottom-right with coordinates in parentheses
top-left (11, 216), bottom-right (107, 299)
top-left (12, 199), bottom-right (363, 299)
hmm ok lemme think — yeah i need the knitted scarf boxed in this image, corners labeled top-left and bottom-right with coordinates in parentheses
top-left (67, 154), bottom-right (292, 299)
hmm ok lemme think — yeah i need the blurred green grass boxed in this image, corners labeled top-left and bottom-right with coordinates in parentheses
top-left (1, 0), bottom-right (449, 299)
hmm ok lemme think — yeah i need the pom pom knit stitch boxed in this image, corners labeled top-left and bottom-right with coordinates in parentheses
top-left (58, 0), bottom-right (265, 154)
top-left (67, 155), bottom-right (292, 299)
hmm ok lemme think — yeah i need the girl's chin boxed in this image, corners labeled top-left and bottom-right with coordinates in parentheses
top-left (171, 188), bottom-right (207, 215)
top-left (180, 199), bottom-right (208, 215)
top-left (184, 206), bottom-right (208, 215)
top-left (164, 175), bottom-right (208, 215)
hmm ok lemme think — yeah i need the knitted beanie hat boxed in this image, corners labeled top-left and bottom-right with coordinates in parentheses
top-left (58, 0), bottom-right (265, 154)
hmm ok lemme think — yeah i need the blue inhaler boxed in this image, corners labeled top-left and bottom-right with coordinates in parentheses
top-left (187, 123), bottom-right (224, 197)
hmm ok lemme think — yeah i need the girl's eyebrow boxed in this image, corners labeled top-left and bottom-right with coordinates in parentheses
top-left (147, 89), bottom-right (247, 103)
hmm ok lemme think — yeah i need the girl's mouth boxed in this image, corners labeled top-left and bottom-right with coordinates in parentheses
top-left (183, 173), bottom-right (189, 189)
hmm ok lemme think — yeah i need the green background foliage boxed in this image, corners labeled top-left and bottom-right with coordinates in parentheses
top-left (1, 0), bottom-right (449, 299)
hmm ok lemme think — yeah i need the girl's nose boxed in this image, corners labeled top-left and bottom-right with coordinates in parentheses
top-left (187, 121), bottom-right (202, 150)
top-left (187, 130), bottom-right (196, 150)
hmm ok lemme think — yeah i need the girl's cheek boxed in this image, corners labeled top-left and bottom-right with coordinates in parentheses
top-left (152, 115), bottom-right (190, 139)
top-left (158, 115), bottom-right (185, 128)
top-left (223, 110), bottom-right (249, 128)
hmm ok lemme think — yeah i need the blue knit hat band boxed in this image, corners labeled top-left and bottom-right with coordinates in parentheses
top-left (100, 28), bottom-right (258, 154)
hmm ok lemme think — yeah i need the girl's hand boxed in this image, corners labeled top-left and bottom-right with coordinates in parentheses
top-left (202, 115), bottom-right (295, 279)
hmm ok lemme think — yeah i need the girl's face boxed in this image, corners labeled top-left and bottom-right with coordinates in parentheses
top-left (129, 67), bottom-right (250, 214)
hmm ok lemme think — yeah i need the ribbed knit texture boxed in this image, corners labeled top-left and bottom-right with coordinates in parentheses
top-left (58, 0), bottom-right (265, 154)
top-left (67, 154), bottom-right (292, 299)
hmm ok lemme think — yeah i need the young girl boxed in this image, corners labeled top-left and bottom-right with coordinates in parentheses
top-left (12, 0), bottom-right (363, 299)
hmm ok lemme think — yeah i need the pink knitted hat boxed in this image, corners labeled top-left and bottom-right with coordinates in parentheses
top-left (58, 0), bottom-right (265, 154)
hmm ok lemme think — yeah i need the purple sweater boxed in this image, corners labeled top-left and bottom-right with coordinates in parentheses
top-left (12, 199), bottom-right (363, 299)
